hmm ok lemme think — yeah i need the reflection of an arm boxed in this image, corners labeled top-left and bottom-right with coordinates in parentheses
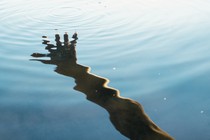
top-left (31, 33), bottom-right (174, 140)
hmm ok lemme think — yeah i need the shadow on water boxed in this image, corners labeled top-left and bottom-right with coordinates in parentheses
top-left (31, 33), bottom-right (174, 140)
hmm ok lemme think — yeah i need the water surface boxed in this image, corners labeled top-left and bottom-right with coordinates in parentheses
top-left (0, 0), bottom-right (210, 139)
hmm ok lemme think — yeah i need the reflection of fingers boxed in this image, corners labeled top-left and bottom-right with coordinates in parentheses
top-left (29, 59), bottom-right (40, 61)
top-left (45, 44), bottom-right (55, 50)
top-left (31, 53), bottom-right (47, 57)
top-left (42, 36), bottom-right (47, 38)
top-left (42, 40), bottom-right (50, 44)
top-left (29, 59), bottom-right (52, 64)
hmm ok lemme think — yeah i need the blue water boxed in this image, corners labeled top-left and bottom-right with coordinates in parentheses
top-left (0, 0), bottom-right (210, 139)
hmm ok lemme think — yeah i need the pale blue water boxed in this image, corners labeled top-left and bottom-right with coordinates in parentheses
top-left (0, 0), bottom-right (210, 139)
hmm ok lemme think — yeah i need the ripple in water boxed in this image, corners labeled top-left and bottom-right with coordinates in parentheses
top-left (0, 0), bottom-right (210, 139)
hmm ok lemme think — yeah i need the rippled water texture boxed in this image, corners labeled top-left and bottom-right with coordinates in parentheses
top-left (0, 0), bottom-right (210, 139)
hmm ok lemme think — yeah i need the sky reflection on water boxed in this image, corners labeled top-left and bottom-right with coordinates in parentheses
top-left (0, 0), bottom-right (210, 139)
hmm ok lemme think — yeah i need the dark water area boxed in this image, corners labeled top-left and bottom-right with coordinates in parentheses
top-left (1, 0), bottom-right (210, 139)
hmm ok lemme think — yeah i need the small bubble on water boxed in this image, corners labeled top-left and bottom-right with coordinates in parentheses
top-left (113, 67), bottom-right (116, 70)
top-left (200, 110), bottom-right (204, 114)
top-left (163, 97), bottom-right (167, 100)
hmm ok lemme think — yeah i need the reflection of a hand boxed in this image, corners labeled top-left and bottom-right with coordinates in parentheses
top-left (31, 33), bottom-right (174, 140)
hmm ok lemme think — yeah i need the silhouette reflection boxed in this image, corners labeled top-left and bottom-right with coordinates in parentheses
top-left (31, 33), bottom-right (174, 140)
